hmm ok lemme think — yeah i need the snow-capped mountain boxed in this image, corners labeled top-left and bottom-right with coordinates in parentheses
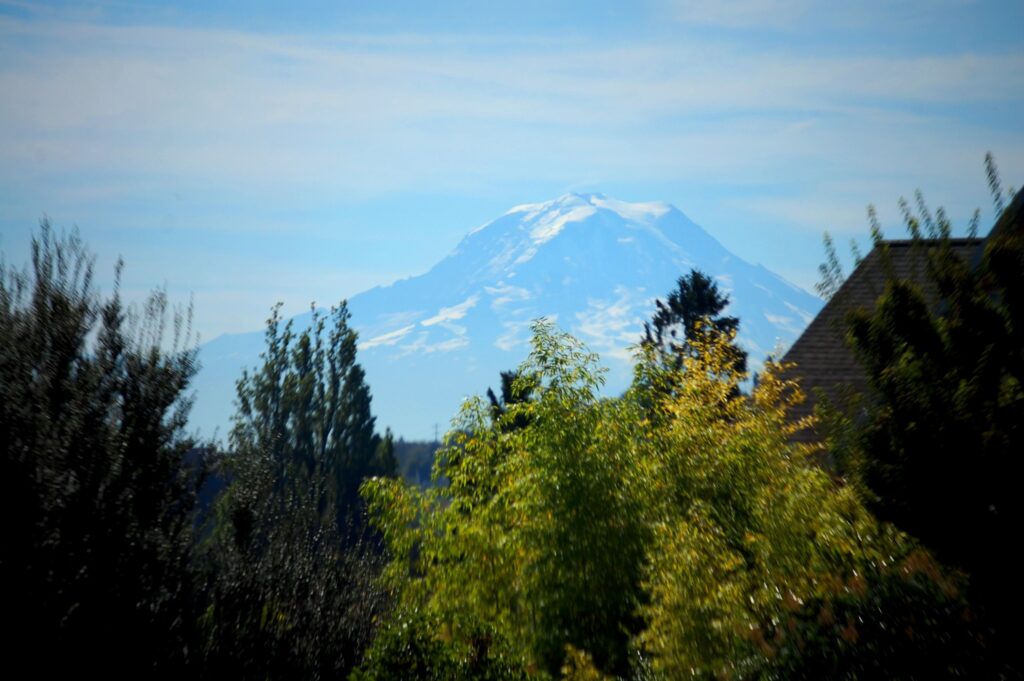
top-left (192, 193), bottom-right (822, 440)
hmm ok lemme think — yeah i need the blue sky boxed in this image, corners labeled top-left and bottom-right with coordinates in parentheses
top-left (1, 0), bottom-right (1022, 343)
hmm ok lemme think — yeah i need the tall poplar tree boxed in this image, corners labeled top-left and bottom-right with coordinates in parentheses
top-left (195, 300), bottom-right (394, 679)
top-left (229, 301), bottom-right (395, 525)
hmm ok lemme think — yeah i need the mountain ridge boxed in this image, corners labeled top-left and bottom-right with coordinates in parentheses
top-left (192, 194), bottom-right (822, 440)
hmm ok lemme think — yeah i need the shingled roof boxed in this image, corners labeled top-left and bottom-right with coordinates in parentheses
top-left (782, 239), bottom-right (983, 444)
top-left (782, 188), bottom-right (1024, 446)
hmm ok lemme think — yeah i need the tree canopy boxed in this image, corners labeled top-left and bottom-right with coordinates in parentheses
top-left (230, 302), bottom-right (396, 526)
top-left (643, 269), bottom-right (747, 375)
top-left (824, 186), bottom-right (1024, 673)
top-left (359, 320), bottom-right (978, 679)
top-left (194, 301), bottom-right (396, 679)
top-left (0, 222), bottom-right (202, 675)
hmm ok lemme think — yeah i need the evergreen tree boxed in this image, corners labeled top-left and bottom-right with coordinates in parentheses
top-left (195, 300), bottom-right (394, 678)
top-left (643, 269), bottom-right (747, 375)
top-left (486, 369), bottom-right (536, 431)
top-left (0, 222), bottom-right (202, 676)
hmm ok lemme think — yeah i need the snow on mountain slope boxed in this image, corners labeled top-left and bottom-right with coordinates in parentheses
top-left (191, 193), bottom-right (822, 440)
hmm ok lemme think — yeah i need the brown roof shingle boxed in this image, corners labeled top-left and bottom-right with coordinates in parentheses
top-left (781, 238), bottom-right (983, 444)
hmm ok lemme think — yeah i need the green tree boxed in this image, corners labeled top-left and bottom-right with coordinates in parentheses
top-left (360, 321), bottom-right (973, 679)
top-left (195, 300), bottom-right (395, 679)
top-left (643, 269), bottom-right (747, 375)
top-left (363, 322), bottom-right (647, 678)
top-left (230, 301), bottom-right (396, 528)
top-left (0, 222), bottom-right (202, 676)
top-left (827, 186), bottom-right (1024, 673)
top-left (487, 368), bottom-right (536, 431)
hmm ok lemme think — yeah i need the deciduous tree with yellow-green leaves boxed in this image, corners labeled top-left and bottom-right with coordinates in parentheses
top-left (358, 320), bottom-right (983, 680)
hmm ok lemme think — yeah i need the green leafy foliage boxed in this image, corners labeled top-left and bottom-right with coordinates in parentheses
top-left (831, 187), bottom-right (1024, 672)
top-left (0, 222), bottom-right (202, 675)
top-left (361, 320), bottom-right (971, 679)
top-left (230, 302), bottom-right (396, 528)
top-left (762, 551), bottom-right (988, 680)
top-left (364, 322), bottom-right (647, 677)
top-left (642, 269), bottom-right (747, 375)
top-left (632, 332), bottom-right (896, 679)
top-left (815, 231), bottom-right (845, 300)
top-left (195, 301), bottom-right (396, 679)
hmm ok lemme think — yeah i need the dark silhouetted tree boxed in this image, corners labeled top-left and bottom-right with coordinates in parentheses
top-left (643, 269), bottom-right (747, 376)
top-left (486, 369), bottom-right (536, 432)
top-left (821, 160), bottom-right (1023, 674)
top-left (229, 302), bottom-right (396, 528)
top-left (195, 301), bottom-right (394, 679)
top-left (0, 221), bottom-right (202, 676)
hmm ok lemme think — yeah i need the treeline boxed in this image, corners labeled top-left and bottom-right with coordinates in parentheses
top-left (2, 181), bottom-right (1021, 678)
top-left (1, 226), bottom-right (395, 678)
top-left (393, 439), bottom-right (443, 487)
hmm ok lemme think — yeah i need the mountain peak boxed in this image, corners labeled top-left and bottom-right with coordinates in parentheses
top-left (493, 193), bottom-right (674, 247)
top-left (192, 195), bottom-right (822, 439)
top-left (556, 191), bottom-right (606, 204)
top-left (507, 192), bottom-right (670, 217)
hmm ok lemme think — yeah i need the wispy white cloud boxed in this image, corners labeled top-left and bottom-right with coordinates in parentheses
top-left (361, 323), bottom-right (416, 349)
top-left (663, 0), bottom-right (981, 31)
top-left (484, 282), bottom-right (532, 309)
top-left (2, 13), bottom-right (1021, 203)
top-left (1, 8), bottom-right (1021, 342)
